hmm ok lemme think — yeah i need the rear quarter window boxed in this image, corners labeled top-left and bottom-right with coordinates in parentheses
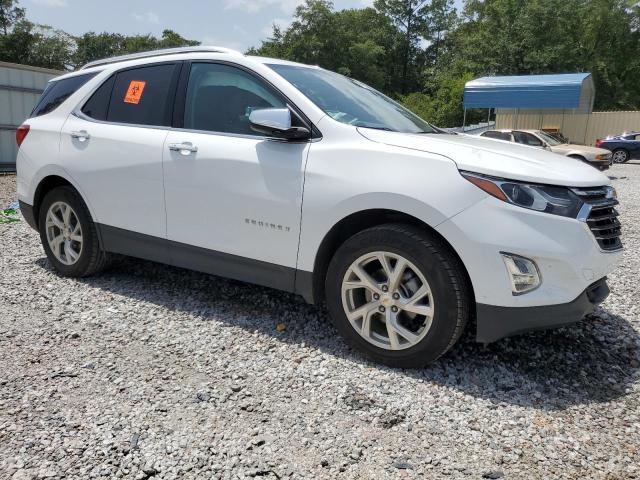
top-left (31, 72), bottom-right (98, 117)
top-left (81, 75), bottom-right (116, 121)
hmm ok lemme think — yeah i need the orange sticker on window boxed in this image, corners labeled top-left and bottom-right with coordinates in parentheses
top-left (124, 80), bottom-right (146, 104)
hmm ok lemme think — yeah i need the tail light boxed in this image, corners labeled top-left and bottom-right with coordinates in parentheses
top-left (595, 138), bottom-right (603, 147)
top-left (16, 124), bottom-right (30, 147)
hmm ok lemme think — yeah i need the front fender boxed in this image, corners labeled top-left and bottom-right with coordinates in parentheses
top-left (297, 189), bottom-right (484, 274)
top-left (565, 150), bottom-right (589, 160)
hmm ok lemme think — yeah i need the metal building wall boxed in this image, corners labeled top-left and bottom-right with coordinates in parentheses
top-left (495, 109), bottom-right (640, 146)
top-left (0, 62), bottom-right (62, 172)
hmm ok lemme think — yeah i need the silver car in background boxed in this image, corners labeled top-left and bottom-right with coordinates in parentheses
top-left (480, 129), bottom-right (612, 170)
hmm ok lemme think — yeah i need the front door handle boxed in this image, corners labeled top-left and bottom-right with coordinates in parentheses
top-left (168, 142), bottom-right (198, 155)
top-left (70, 130), bottom-right (90, 142)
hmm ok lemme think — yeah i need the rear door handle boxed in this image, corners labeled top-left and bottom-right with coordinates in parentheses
top-left (70, 130), bottom-right (90, 142)
top-left (168, 142), bottom-right (198, 155)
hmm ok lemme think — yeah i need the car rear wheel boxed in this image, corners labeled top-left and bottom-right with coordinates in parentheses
top-left (612, 149), bottom-right (629, 163)
top-left (39, 186), bottom-right (110, 277)
top-left (325, 224), bottom-right (471, 368)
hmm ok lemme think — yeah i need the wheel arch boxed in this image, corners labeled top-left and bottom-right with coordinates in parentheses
top-left (567, 153), bottom-right (587, 161)
top-left (32, 175), bottom-right (81, 229)
top-left (302, 208), bottom-right (475, 308)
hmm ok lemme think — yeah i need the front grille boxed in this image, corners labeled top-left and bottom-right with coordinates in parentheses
top-left (572, 186), bottom-right (622, 251)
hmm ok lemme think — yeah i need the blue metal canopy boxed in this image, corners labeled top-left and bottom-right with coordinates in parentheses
top-left (463, 73), bottom-right (594, 111)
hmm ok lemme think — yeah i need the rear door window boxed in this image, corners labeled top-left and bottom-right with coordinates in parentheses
top-left (102, 63), bottom-right (180, 127)
top-left (31, 72), bottom-right (98, 117)
top-left (513, 131), bottom-right (543, 147)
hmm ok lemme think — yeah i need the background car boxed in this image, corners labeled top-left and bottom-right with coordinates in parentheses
top-left (596, 131), bottom-right (640, 163)
top-left (480, 129), bottom-right (612, 170)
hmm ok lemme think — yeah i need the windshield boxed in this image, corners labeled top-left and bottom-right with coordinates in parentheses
top-left (537, 131), bottom-right (563, 146)
top-left (267, 63), bottom-right (437, 134)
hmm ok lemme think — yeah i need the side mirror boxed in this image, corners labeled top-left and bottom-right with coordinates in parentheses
top-left (249, 108), bottom-right (311, 140)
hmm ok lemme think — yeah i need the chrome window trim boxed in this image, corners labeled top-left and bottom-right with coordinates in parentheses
top-left (71, 109), bottom-right (319, 143)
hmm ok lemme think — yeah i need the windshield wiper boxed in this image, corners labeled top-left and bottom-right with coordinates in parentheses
top-left (356, 125), bottom-right (394, 131)
top-left (416, 129), bottom-right (451, 135)
top-left (415, 124), bottom-right (451, 134)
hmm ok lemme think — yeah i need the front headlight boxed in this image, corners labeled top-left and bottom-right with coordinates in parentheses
top-left (461, 171), bottom-right (583, 218)
top-left (595, 153), bottom-right (611, 160)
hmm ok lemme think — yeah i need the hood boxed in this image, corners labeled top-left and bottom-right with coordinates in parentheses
top-left (357, 128), bottom-right (609, 187)
top-left (551, 144), bottom-right (611, 156)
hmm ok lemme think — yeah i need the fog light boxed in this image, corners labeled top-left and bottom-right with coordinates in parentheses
top-left (501, 253), bottom-right (541, 295)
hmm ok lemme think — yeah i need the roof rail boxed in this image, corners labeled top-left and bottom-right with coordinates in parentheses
top-left (80, 46), bottom-right (242, 70)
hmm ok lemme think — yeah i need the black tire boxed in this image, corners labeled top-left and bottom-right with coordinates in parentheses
top-left (38, 186), bottom-right (109, 277)
top-left (612, 149), bottom-right (630, 164)
top-left (325, 223), bottom-right (471, 368)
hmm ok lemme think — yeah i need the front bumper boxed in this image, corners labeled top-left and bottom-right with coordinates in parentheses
top-left (587, 158), bottom-right (612, 170)
top-left (476, 277), bottom-right (609, 343)
top-left (435, 195), bottom-right (622, 341)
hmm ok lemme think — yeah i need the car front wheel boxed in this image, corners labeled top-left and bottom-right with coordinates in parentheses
top-left (325, 224), bottom-right (471, 368)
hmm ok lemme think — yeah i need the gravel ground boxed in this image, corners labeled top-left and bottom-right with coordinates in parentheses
top-left (0, 165), bottom-right (639, 480)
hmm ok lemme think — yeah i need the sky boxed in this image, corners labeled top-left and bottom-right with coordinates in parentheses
top-left (24, 0), bottom-right (465, 53)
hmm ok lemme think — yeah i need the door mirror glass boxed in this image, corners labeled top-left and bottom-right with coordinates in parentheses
top-left (249, 108), bottom-right (310, 140)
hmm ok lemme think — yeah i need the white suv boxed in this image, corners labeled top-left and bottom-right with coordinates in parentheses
top-left (16, 47), bottom-right (622, 367)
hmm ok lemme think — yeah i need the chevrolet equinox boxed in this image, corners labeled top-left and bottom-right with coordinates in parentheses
top-left (16, 47), bottom-right (622, 367)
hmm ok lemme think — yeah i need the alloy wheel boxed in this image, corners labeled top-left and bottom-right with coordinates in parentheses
top-left (45, 201), bottom-right (83, 265)
top-left (341, 251), bottom-right (435, 350)
top-left (612, 150), bottom-right (628, 163)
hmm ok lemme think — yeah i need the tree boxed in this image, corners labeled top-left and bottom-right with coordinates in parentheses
top-left (0, 0), bottom-right (24, 36)
top-left (374, 0), bottom-right (431, 93)
top-left (278, 0), bottom-right (336, 67)
top-left (423, 0), bottom-right (456, 71)
top-left (28, 24), bottom-right (74, 70)
top-left (72, 29), bottom-right (199, 68)
top-left (2, 0), bottom-right (638, 123)
top-left (72, 32), bottom-right (126, 68)
top-left (401, 71), bottom-right (472, 127)
top-left (578, 0), bottom-right (640, 110)
top-left (158, 29), bottom-right (199, 49)
top-left (249, 1), bottom-right (401, 92)
top-left (1, 20), bottom-right (72, 69)
top-left (3, 1), bottom-right (199, 69)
